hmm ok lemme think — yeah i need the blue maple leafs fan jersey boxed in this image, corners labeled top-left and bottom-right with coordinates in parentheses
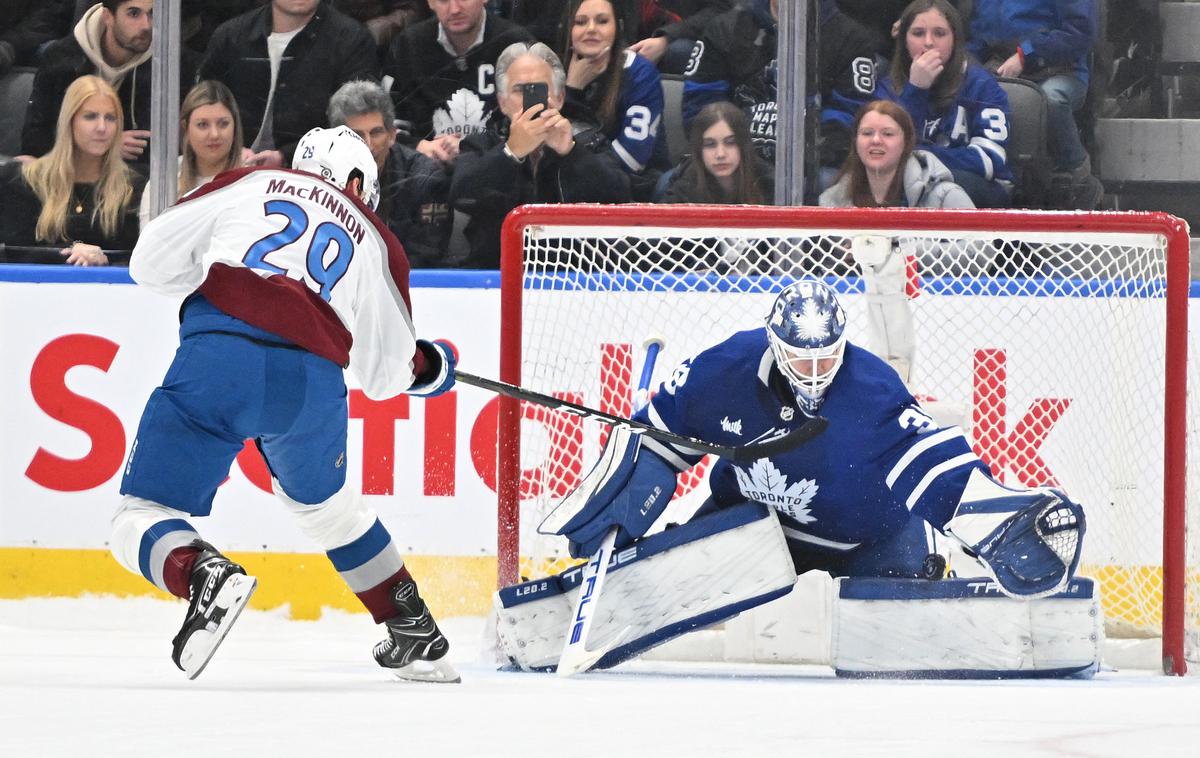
top-left (637, 329), bottom-right (989, 550)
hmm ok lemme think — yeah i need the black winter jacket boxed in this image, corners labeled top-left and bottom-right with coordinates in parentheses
top-left (449, 127), bottom-right (630, 268)
top-left (200, 1), bottom-right (378, 163)
top-left (377, 141), bottom-right (452, 267)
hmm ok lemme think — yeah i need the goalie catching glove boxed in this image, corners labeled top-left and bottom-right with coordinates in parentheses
top-left (944, 469), bottom-right (1086, 599)
top-left (539, 425), bottom-right (680, 558)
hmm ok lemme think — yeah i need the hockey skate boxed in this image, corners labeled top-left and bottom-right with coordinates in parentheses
top-left (373, 579), bottom-right (460, 683)
top-left (171, 541), bottom-right (258, 680)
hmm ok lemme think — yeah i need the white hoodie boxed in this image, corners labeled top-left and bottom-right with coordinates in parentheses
top-left (73, 3), bottom-right (153, 88)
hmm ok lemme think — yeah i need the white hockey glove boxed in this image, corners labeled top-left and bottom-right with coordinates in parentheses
top-left (538, 425), bottom-right (679, 559)
top-left (407, 339), bottom-right (456, 397)
top-left (944, 469), bottom-right (1086, 599)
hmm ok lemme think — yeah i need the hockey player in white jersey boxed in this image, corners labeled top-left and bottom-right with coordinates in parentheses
top-left (109, 126), bottom-right (460, 683)
top-left (496, 279), bottom-right (1089, 673)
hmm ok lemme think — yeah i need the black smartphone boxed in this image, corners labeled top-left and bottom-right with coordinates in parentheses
top-left (521, 82), bottom-right (549, 114)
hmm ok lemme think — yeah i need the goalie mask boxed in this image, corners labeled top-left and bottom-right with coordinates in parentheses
top-left (292, 125), bottom-right (381, 210)
top-left (765, 280), bottom-right (847, 414)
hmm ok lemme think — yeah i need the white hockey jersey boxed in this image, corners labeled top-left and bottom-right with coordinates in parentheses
top-left (131, 167), bottom-right (424, 400)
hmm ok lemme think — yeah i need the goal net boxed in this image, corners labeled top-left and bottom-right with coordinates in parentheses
top-left (493, 204), bottom-right (1197, 674)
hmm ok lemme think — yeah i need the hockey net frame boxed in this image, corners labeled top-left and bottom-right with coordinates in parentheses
top-left (493, 204), bottom-right (1195, 674)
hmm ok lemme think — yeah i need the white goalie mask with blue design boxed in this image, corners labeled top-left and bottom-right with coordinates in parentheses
top-left (765, 280), bottom-right (848, 415)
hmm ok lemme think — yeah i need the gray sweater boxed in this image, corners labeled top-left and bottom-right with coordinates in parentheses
top-left (819, 150), bottom-right (975, 209)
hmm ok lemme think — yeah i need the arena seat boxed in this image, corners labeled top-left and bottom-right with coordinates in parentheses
top-left (997, 76), bottom-right (1051, 208)
top-left (660, 73), bottom-right (687, 166)
top-left (0, 67), bottom-right (36, 158)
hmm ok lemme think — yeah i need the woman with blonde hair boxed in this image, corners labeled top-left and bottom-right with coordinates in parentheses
top-left (0, 75), bottom-right (142, 266)
top-left (820, 99), bottom-right (972, 208)
top-left (139, 80), bottom-right (244, 227)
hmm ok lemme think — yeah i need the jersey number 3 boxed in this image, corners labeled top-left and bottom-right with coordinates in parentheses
top-left (243, 199), bottom-right (355, 302)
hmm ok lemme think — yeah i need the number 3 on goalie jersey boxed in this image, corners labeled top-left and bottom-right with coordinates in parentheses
top-left (898, 406), bottom-right (936, 431)
top-left (243, 199), bottom-right (355, 301)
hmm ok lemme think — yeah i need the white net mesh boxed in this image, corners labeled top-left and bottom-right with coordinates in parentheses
top-left (498, 207), bottom-right (1197, 668)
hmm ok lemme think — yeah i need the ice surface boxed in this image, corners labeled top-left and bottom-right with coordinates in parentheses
top-left (1, 597), bottom-right (1198, 757)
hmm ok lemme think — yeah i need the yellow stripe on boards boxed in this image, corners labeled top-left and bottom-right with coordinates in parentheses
top-left (0, 548), bottom-right (496, 620)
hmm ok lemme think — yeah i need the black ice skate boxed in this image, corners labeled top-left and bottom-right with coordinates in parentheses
top-left (373, 579), bottom-right (460, 683)
top-left (171, 540), bottom-right (257, 680)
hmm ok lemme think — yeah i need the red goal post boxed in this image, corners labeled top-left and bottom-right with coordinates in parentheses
top-left (494, 204), bottom-right (1195, 674)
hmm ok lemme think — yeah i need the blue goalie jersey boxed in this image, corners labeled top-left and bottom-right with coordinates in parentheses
top-left (639, 330), bottom-right (989, 550)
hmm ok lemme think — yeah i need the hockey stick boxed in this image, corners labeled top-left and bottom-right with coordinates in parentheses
top-left (454, 371), bottom-right (828, 464)
top-left (556, 337), bottom-right (664, 677)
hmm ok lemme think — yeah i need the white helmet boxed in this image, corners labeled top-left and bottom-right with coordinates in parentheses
top-left (765, 280), bottom-right (848, 415)
top-left (292, 125), bottom-right (380, 210)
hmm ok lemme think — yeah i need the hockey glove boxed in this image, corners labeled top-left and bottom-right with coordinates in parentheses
top-left (539, 425), bottom-right (679, 558)
top-left (944, 469), bottom-right (1086, 599)
top-left (407, 339), bottom-right (456, 397)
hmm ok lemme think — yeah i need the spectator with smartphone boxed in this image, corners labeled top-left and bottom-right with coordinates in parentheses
top-left (449, 41), bottom-right (630, 268)
top-left (383, 0), bottom-right (533, 166)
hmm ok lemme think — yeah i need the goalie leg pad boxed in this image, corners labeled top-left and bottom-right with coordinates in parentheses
top-left (832, 577), bottom-right (1102, 678)
top-left (495, 502), bottom-right (797, 672)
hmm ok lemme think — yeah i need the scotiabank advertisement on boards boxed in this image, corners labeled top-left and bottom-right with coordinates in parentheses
top-left (2, 274), bottom-right (1197, 568)
top-left (0, 279), bottom-right (508, 557)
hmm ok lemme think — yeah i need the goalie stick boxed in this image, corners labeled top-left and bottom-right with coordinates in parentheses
top-left (556, 336), bottom-right (664, 677)
top-left (454, 370), bottom-right (828, 464)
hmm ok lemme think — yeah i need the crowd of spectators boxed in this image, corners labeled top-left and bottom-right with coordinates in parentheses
top-left (0, 0), bottom-right (1109, 267)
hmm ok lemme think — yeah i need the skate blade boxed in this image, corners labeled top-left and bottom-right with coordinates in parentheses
top-left (179, 574), bottom-right (258, 680)
top-left (385, 658), bottom-right (462, 684)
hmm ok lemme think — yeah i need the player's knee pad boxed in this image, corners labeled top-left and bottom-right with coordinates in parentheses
top-left (495, 502), bottom-right (797, 672)
top-left (110, 495), bottom-right (201, 588)
top-left (275, 479), bottom-right (377, 551)
top-left (832, 577), bottom-right (1101, 678)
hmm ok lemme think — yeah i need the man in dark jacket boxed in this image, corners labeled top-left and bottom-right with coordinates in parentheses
top-left (628, 0), bottom-right (734, 75)
top-left (382, 0), bottom-right (533, 165)
top-left (0, 1), bottom-right (71, 74)
top-left (449, 41), bottom-right (630, 269)
top-left (20, 0), bottom-right (199, 170)
top-left (200, 0), bottom-right (378, 167)
top-left (328, 80), bottom-right (453, 267)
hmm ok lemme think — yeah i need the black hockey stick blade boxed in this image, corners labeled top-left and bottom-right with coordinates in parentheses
top-left (455, 370), bottom-right (827, 462)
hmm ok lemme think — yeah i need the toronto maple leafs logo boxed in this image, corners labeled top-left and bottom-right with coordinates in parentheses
top-left (432, 89), bottom-right (489, 137)
top-left (791, 301), bottom-right (832, 344)
top-left (732, 459), bottom-right (818, 524)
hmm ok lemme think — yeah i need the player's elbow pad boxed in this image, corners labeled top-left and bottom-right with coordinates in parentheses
top-left (548, 426), bottom-right (679, 558)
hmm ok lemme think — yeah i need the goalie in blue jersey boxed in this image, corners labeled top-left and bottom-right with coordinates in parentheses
top-left (554, 279), bottom-right (1087, 601)
top-left (495, 279), bottom-right (1089, 673)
